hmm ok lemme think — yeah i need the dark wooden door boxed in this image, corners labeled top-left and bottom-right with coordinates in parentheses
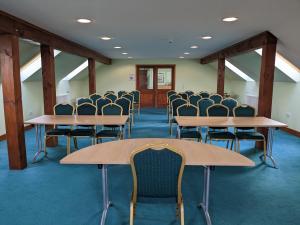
top-left (136, 65), bottom-right (175, 108)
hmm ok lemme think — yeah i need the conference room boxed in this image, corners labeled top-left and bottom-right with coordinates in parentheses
top-left (0, 1), bottom-right (300, 225)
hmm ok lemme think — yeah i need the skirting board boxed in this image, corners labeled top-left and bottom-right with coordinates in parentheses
top-left (0, 124), bottom-right (34, 141)
top-left (281, 127), bottom-right (300, 138)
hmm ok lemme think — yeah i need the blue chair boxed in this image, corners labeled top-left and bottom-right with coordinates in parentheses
top-left (89, 93), bottom-right (101, 105)
top-left (70, 103), bottom-right (97, 149)
top-left (130, 90), bottom-right (141, 117)
top-left (233, 104), bottom-right (266, 159)
top-left (130, 144), bottom-right (185, 225)
top-left (118, 91), bottom-right (127, 98)
top-left (197, 98), bottom-right (214, 116)
top-left (96, 103), bottom-right (123, 142)
top-left (221, 98), bottom-right (238, 116)
top-left (96, 98), bottom-right (112, 115)
top-left (104, 91), bottom-right (115, 96)
top-left (177, 104), bottom-right (202, 142)
top-left (44, 103), bottom-right (74, 155)
top-left (199, 91), bottom-right (210, 98)
top-left (170, 98), bottom-right (188, 135)
top-left (205, 104), bottom-right (235, 149)
top-left (123, 93), bottom-right (135, 124)
top-left (105, 93), bottom-right (118, 102)
top-left (116, 97), bottom-right (132, 135)
top-left (185, 90), bottom-right (194, 97)
top-left (167, 90), bottom-right (176, 98)
top-left (178, 92), bottom-right (188, 100)
top-left (209, 94), bottom-right (223, 104)
top-left (189, 94), bottom-right (202, 107)
top-left (77, 97), bottom-right (92, 105)
top-left (168, 94), bottom-right (181, 121)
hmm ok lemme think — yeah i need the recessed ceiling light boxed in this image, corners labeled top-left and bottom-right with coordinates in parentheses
top-left (76, 18), bottom-right (92, 24)
top-left (122, 52), bottom-right (128, 55)
top-left (222, 17), bottom-right (238, 22)
top-left (201, 36), bottom-right (212, 40)
top-left (100, 36), bottom-right (111, 40)
top-left (190, 45), bottom-right (199, 49)
top-left (179, 56), bottom-right (184, 59)
top-left (128, 56), bottom-right (133, 59)
top-left (114, 46), bottom-right (122, 49)
top-left (184, 52), bottom-right (190, 55)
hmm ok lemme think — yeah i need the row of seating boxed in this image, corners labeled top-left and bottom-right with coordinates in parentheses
top-left (167, 90), bottom-right (266, 156)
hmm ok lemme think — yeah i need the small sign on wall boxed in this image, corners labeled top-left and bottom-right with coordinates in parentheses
top-left (129, 74), bottom-right (135, 81)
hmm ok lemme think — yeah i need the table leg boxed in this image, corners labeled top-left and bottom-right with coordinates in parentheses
top-left (199, 166), bottom-right (212, 225)
top-left (33, 124), bottom-right (47, 163)
top-left (99, 165), bottom-right (112, 225)
top-left (260, 127), bottom-right (278, 169)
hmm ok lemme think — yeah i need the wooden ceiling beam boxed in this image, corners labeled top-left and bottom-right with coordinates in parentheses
top-left (200, 31), bottom-right (277, 64)
top-left (0, 10), bottom-right (111, 65)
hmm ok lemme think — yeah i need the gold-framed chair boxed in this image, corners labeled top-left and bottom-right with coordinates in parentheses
top-left (130, 143), bottom-right (185, 225)
top-left (221, 97), bottom-right (238, 116)
top-left (209, 93), bottom-right (223, 104)
top-left (89, 93), bottom-right (102, 105)
top-left (169, 98), bottom-right (188, 136)
top-left (130, 90), bottom-right (141, 117)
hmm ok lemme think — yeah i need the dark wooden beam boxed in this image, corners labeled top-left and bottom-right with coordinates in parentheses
top-left (0, 34), bottom-right (27, 169)
top-left (217, 56), bottom-right (225, 96)
top-left (0, 10), bottom-right (111, 65)
top-left (200, 31), bottom-right (277, 64)
top-left (88, 58), bottom-right (96, 95)
top-left (41, 44), bottom-right (57, 146)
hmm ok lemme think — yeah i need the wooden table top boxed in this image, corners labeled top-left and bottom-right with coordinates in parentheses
top-left (60, 138), bottom-right (254, 167)
top-left (175, 116), bottom-right (287, 128)
top-left (25, 115), bottom-right (129, 126)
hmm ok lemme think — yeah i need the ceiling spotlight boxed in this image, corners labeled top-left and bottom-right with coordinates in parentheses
top-left (190, 45), bottom-right (199, 49)
top-left (128, 56), bottom-right (133, 59)
top-left (184, 52), bottom-right (190, 55)
top-left (201, 36), bottom-right (212, 40)
top-left (122, 52), bottom-right (128, 55)
top-left (222, 17), bottom-right (238, 22)
top-left (100, 36), bottom-right (111, 40)
top-left (179, 56), bottom-right (184, 59)
top-left (114, 46), bottom-right (122, 49)
top-left (76, 18), bottom-right (92, 24)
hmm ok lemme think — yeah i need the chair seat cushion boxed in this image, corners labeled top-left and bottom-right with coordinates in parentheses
top-left (96, 130), bottom-right (121, 138)
top-left (70, 128), bottom-right (95, 136)
top-left (235, 131), bottom-right (265, 140)
top-left (46, 128), bottom-right (71, 136)
top-left (180, 130), bottom-right (202, 139)
top-left (208, 131), bottom-right (235, 140)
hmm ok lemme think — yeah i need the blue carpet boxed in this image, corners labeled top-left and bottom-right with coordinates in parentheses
top-left (1, 108), bottom-right (300, 225)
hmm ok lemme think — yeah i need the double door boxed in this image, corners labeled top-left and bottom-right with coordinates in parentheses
top-left (136, 65), bottom-right (175, 108)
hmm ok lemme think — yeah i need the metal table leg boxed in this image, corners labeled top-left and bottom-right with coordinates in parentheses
top-left (260, 127), bottom-right (278, 168)
top-left (33, 124), bottom-right (47, 163)
top-left (199, 166), bottom-right (212, 225)
top-left (99, 164), bottom-right (112, 225)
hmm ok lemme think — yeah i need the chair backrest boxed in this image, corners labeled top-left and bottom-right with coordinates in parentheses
top-left (130, 90), bottom-right (140, 103)
top-left (105, 93), bottom-right (118, 102)
top-left (76, 103), bottom-right (97, 115)
top-left (177, 104), bottom-right (199, 116)
top-left (118, 91), bottom-right (127, 98)
top-left (185, 90), bottom-right (194, 97)
top-left (221, 98), bottom-right (238, 116)
top-left (53, 103), bottom-right (74, 115)
top-left (102, 103), bottom-right (123, 115)
top-left (77, 97), bottom-right (93, 105)
top-left (96, 98), bottom-right (112, 115)
top-left (122, 93), bottom-right (134, 108)
top-left (189, 94), bottom-right (202, 106)
top-left (130, 144), bottom-right (185, 203)
top-left (169, 94), bottom-right (181, 105)
top-left (199, 92), bottom-right (210, 98)
top-left (89, 93), bottom-right (102, 105)
top-left (209, 94), bottom-right (223, 104)
top-left (207, 104), bottom-right (229, 117)
top-left (104, 91), bottom-right (115, 96)
top-left (167, 90), bottom-right (176, 98)
top-left (178, 92), bottom-right (188, 100)
top-left (233, 104), bottom-right (256, 117)
top-left (171, 98), bottom-right (188, 116)
top-left (115, 97), bottom-right (131, 115)
top-left (197, 98), bottom-right (214, 116)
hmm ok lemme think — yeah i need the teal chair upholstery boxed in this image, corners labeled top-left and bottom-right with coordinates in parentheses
top-left (177, 104), bottom-right (201, 142)
top-left (169, 98), bottom-right (188, 135)
top-left (167, 90), bottom-right (176, 98)
top-left (130, 90), bottom-right (141, 117)
top-left (197, 98), bottom-right (214, 116)
top-left (205, 104), bottom-right (235, 149)
top-left (77, 97), bottom-right (93, 105)
top-left (96, 98), bottom-right (112, 115)
top-left (178, 92), bottom-right (188, 100)
top-left (89, 94), bottom-right (101, 105)
top-left (185, 90), bottom-right (194, 97)
top-left (118, 91), bottom-right (127, 98)
top-left (105, 93), bottom-right (118, 102)
top-left (199, 92), bottom-right (210, 98)
top-left (104, 91), bottom-right (115, 96)
top-left (189, 94), bottom-right (202, 107)
top-left (130, 144), bottom-right (185, 225)
top-left (221, 98), bottom-right (238, 116)
top-left (209, 94), bottom-right (223, 104)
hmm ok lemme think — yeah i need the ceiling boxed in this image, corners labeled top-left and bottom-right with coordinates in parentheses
top-left (0, 0), bottom-right (300, 67)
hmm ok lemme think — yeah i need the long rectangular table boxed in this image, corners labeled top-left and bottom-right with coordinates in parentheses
top-left (61, 138), bottom-right (254, 225)
top-left (25, 115), bottom-right (129, 162)
top-left (175, 116), bottom-right (287, 168)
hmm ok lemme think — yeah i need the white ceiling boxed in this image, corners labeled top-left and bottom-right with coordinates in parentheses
top-left (0, 0), bottom-right (300, 67)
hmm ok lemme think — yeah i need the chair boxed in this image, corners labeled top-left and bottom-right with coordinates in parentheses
top-left (130, 90), bottom-right (141, 117)
top-left (70, 103), bottom-right (97, 149)
top-left (178, 92), bottom-right (188, 100)
top-left (130, 143), bottom-right (185, 225)
top-left (44, 103), bottom-right (74, 155)
top-left (123, 93), bottom-right (135, 124)
top-left (199, 91), bottom-right (210, 98)
top-left (185, 90), bottom-right (194, 97)
top-left (115, 97), bottom-right (132, 135)
top-left (118, 91), bottom-right (127, 98)
top-left (197, 98), bottom-right (214, 116)
top-left (221, 98), bottom-right (238, 116)
top-left (96, 98), bottom-right (112, 115)
top-left (89, 93), bottom-right (102, 105)
top-left (77, 97), bottom-right (93, 105)
top-left (96, 103), bottom-right (123, 142)
top-left (233, 105), bottom-right (266, 159)
top-left (104, 91), bottom-right (115, 96)
top-left (167, 90), bottom-right (176, 98)
top-left (177, 104), bottom-right (202, 142)
top-left (189, 94), bottom-right (202, 107)
top-left (168, 94), bottom-right (182, 121)
top-left (105, 93), bottom-right (118, 102)
top-left (205, 104), bottom-right (235, 149)
top-left (209, 94), bottom-right (223, 104)
top-left (170, 98), bottom-right (188, 135)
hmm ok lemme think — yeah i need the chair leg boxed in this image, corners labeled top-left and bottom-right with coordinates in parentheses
top-left (263, 139), bottom-right (267, 161)
top-left (226, 140), bottom-right (229, 149)
top-left (130, 201), bottom-right (135, 225)
top-left (237, 140), bottom-right (240, 153)
top-left (44, 136), bottom-right (47, 155)
top-left (66, 136), bottom-right (71, 155)
top-left (73, 137), bottom-right (78, 150)
top-left (230, 140), bottom-right (234, 150)
top-left (180, 202), bottom-right (185, 225)
top-left (169, 123), bottom-right (173, 136)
